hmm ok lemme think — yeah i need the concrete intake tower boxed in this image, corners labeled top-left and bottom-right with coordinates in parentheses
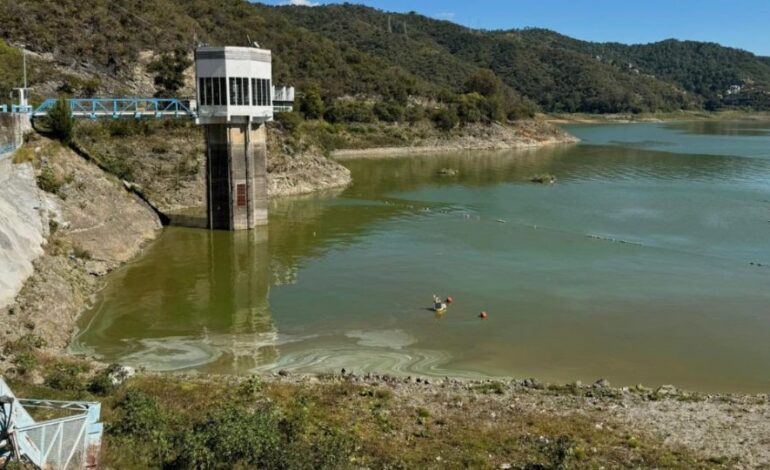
top-left (195, 46), bottom-right (274, 230)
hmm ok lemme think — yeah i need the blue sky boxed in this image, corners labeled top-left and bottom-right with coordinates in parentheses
top-left (261, 0), bottom-right (770, 56)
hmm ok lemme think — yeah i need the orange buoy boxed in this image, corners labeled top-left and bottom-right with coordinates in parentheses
top-left (446, 296), bottom-right (454, 304)
top-left (479, 311), bottom-right (488, 319)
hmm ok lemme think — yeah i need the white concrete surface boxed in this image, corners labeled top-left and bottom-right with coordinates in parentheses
top-left (0, 159), bottom-right (57, 309)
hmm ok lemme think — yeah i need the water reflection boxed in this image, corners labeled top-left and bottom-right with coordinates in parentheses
top-left (665, 120), bottom-right (770, 137)
top-left (342, 144), bottom-right (770, 191)
top-left (74, 228), bottom-right (278, 372)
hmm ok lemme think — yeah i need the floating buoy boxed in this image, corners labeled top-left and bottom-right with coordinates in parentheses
top-left (446, 296), bottom-right (454, 304)
top-left (479, 311), bottom-right (488, 319)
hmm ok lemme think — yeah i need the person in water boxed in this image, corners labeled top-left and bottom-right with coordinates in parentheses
top-left (433, 295), bottom-right (447, 312)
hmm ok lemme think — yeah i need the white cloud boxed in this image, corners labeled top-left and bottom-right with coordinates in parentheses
top-left (284, 0), bottom-right (319, 6)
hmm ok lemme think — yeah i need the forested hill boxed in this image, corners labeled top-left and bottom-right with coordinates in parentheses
top-left (2, 0), bottom-right (770, 113)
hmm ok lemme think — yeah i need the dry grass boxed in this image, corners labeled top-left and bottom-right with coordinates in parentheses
top-left (3, 371), bottom-right (731, 469)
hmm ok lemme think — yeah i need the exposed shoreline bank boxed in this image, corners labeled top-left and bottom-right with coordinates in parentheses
top-left (329, 120), bottom-right (579, 159)
top-left (543, 110), bottom-right (770, 124)
top-left (331, 139), bottom-right (574, 159)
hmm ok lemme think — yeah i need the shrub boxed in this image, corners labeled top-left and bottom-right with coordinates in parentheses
top-left (147, 48), bottom-right (192, 97)
top-left (299, 82), bottom-right (324, 119)
top-left (465, 69), bottom-right (503, 97)
top-left (275, 111), bottom-right (304, 132)
top-left (58, 76), bottom-right (101, 98)
top-left (110, 389), bottom-right (172, 462)
top-left (88, 364), bottom-right (126, 396)
top-left (456, 93), bottom-right (485, 124)
top-left (12, 353), bottom-right (38, 376)
top-left (99, 154), bottom-right (134, 181)
top-left (289, 427), bottom-right (356, 469)
top-left (3, 334), bottom-right (46, 376)
top-left (432, 107), bottom-right (459, 131)
top-left (105, 119), bottom-right (150, 138)
top-left (72, 245), bottom-right (92, 260)
top-left (11, 145), bottom-right (34, 164)
top-left (37, 166), bottom-right (64, 194)
top-left (175, 404), bottom-right (283, 468)
top-left (324, 101), bottom-right (375, 124)
top-left (405, 105), bottom-right (426, 124)
top-left (111, 389), bottom-right (167, 436)
top-left (373, 101), bottom-right (405, 123)
top-left (238, 375), bottom-right (264, 400)
top-left (46, 97), bottom-right (75, 145)
top-left (88, 372), bottom-right (116, 396)
top-left (44, 361), bottom-right (89, 391)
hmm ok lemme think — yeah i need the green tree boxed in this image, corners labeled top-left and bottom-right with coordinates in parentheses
top-left (373, 101), bottom-right (405, 123)
top-left (432, 107), bottom-right (459, 131)
top-left (147, 48), bottom-right (192, 97)
top-left (465, 69), bottom-right (502, 97)
top-left (456, 93), bottom-right (484, 123)
top-left (405, 105), bottom-right (426, 124)
top-left (275, 111), bottom-right (304, 132)
top-left (47, 97), bottom-right (75, 145)
top-left (299, 82), bottom-right (325, 119)
top-left (323, 101), bottom-right (375, 123)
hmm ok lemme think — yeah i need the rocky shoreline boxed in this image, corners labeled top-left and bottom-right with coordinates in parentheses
top-left (136, 369), bottom-right (770, 468)
top-left (543, 109), bottom-right (770, 124)
top-left (330, 120), bottom-right (578, 159)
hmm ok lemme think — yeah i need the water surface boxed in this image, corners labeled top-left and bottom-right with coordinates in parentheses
top-left (73, 121), bottom-right (770, 393)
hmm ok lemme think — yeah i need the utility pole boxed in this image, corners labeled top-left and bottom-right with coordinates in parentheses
top-left (387, 16), bottom-right (392, 34)
top-left (22, 47), bottom-right (27, 89)
top-left (403, 22), bottom-right (408, 40)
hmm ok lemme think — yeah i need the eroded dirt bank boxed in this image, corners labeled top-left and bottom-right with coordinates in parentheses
top-left (0, 135), bottom-right (161, 357)
top-left (74, 120), bottom-right (353, 215)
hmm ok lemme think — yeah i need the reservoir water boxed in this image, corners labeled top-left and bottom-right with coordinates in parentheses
top-left (73, 121), bottom-right (770, 393)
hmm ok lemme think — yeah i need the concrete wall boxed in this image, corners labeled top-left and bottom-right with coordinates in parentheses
top-left (0, 113), bottom-right (31, 149)
top-left (0, 162), bottom-right (56, 310)
top-left (205, 122), bottom-right (267, 230)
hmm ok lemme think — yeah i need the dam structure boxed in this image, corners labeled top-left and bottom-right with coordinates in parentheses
top-left (195, 46), bottom-right (275, 231)
top-left (2, 43), bottom-right (295, 231)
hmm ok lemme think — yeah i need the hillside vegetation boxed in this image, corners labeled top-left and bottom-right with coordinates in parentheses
top-left (2, 1), bottom-right (770, 114)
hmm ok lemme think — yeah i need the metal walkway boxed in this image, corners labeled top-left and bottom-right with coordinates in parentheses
top-left (1, 377), bottom-right (102, 469)
top-left (32, 98), bottom-right (196, 120)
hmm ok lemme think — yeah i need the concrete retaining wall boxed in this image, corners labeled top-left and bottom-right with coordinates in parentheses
top-left (0, 113), bottom-right (31, 149)
top-left (0, 162), bottom-right (56, 310)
